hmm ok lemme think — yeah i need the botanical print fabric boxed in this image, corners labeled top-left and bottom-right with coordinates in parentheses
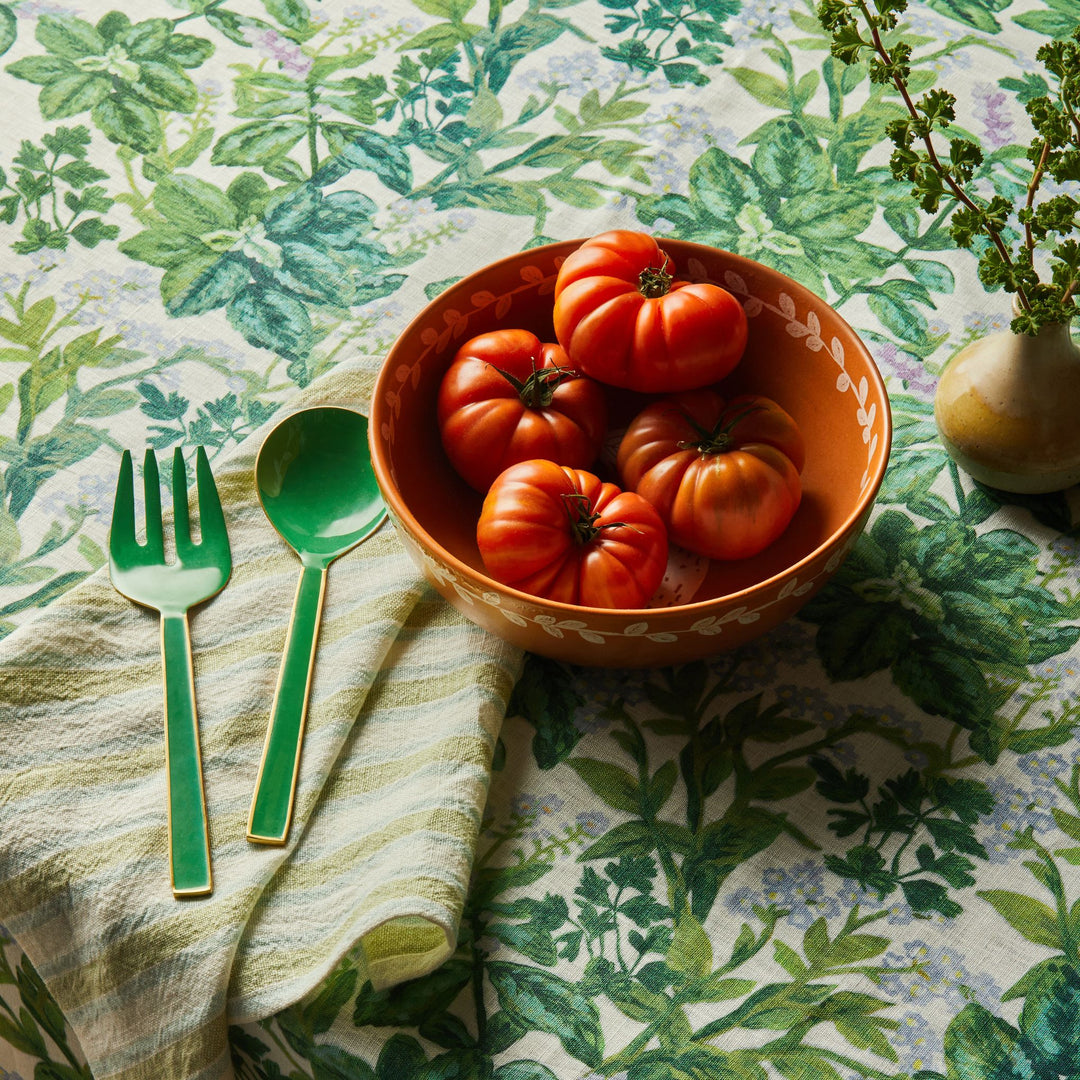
top-left (0, 0), bottom-right (1079, 1078)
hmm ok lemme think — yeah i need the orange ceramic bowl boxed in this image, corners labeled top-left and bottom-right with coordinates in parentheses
top-left (369, 239), bottom-right (891, 668)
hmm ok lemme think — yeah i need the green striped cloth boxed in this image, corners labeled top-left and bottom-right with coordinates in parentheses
top-left (0, 363), bottom-right (523, 1080)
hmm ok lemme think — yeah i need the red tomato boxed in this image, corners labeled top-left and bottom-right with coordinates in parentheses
top-left (437, 329), bottom-right (607, 492)
top-left (617, 391), bottom-right (805, 561)
top-left (552, 229), bottom-right (748, 393)
top-left (476, 459), bottom-right (668, 609)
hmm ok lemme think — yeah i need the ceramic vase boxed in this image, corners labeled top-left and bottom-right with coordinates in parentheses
top-left (933, 312), bottom-right (1080, 494)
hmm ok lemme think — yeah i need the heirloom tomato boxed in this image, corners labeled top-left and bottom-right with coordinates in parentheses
top-left (552, 229), bottom-right (748, 393)
top-left (476, 459), bottom-right (668, 609)
top-left (617, 390), bottom-right (805, 561)
top-left (437, 329), bottom-right (607, 492)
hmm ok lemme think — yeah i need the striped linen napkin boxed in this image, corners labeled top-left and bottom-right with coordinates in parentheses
top-left (0, 362), bottom-right (523, 1080)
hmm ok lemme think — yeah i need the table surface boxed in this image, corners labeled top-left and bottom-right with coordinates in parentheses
top-left (3, 0), bottom-right (1080, 1078)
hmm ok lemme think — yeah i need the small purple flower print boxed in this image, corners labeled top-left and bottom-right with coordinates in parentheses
top-left (973, 82), bottom-right (1016, 151)
top-left (877, 340), bottom-right (937, 397)
top-left (576, 810), bottom-right (610, 838)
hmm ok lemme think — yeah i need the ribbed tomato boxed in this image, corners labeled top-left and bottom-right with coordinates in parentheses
top-left (617, 391), bottom-right (805, 561)
top-left (476, 459), bottom-right (668, 609)
top-left (437, 329), bottom-right (607, 492)
top-left (552, 229), bottom-right (747, 393)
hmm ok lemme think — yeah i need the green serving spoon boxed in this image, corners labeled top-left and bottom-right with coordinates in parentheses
top-left (247, 406), bottom-right (387, 845)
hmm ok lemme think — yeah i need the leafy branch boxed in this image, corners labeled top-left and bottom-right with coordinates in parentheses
top-left (598, 904), bottom-right (909, 1078)
top-left (0, 284), bottom-right (145, 517)
top-left (136, 377), bottom-right (278, 453)
top-left (598, 0), bottom-right (738, 86)
top-left (0, 126), bottom-right (118, 254)
top-left (813, 761), bottom-right (994, 918)
top-left (818, 0), bottom-right (1080, 333)
top-left (0, 934), bottom-right (91, 1078)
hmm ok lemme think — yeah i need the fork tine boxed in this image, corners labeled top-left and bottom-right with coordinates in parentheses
top-left (171, 447), bottom-right (193, 557)
top-left (109, 449), bottom-right (137, 557)
top-left (142, 448), bottom-right (165, 560)
top-left (194, 446), bottom-right (229, 560)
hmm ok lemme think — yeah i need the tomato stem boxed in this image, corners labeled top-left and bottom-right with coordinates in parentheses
top-left (676, 401), bottom-right (765, 454)
top-left (491, 361), bottom-right (576, 409)
top-left (562, 492), bottom-right (626, 545)
top-left (638, 253), bottom-right (673, 299)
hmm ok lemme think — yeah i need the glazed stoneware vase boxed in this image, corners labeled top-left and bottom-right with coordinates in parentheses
top-left (934, 313), bottom-right (1080, 494)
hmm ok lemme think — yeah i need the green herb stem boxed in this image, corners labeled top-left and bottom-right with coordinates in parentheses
top-left (855, 0), bottom-right (1029, 311)
top-left (1023, 137), bottom-right (1058, 282)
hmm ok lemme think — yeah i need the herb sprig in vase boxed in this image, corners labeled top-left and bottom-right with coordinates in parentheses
top-left (819, 1), bottom-right (1080, 494)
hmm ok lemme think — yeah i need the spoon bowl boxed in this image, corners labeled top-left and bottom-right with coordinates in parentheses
top-left (248, 406), bottom-right (386, 844)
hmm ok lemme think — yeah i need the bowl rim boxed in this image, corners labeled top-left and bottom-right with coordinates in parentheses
top-left (369, 236), bottom-right (892, 619)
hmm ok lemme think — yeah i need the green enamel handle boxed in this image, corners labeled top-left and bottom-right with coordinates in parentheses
top-left (247, 563), bottom-right (326, 845)
top-left (161, 613), bottom-right (213, 897)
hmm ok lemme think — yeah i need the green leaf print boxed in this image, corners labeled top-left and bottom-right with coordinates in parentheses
top-left (943, 1003), bottom-right (1050, 1080)
top-left (667, 908), bottom-right (712, 978)
top-left (685, 811), bottom-right (788, 920)
top-left (925, 0), bottom-right (1010, 33)
top-left (0, 946), bottom-right (91, 1077)
top-left (210, 120), bottom-right (308, 168)
top-left (892, 641), bottom-right (995, 730)
top-left (353, 960), bottom-right (473, 1029)
top-left (215, 49), bottom-right (397, 180)
top-left (568, 758), bottom-right (641, 815)
top-left (1019, 961), bottom-right (1080, 1075)
top-left (0, 126), bottom-right (118, 254)
top-left (301, 967), bottom-right (358, 1036)
top-left (372, 1034), bottom-right (428, 1079)
top-left (6, 14), bottom-right (213, 153)
top-left (814, 763), bottom-right (993, 916)
top-left (228, 283), bottom-right (315, 356)
top-left (507, 655), bottom-right (586, 770)
top-left (0, 288), bottom-right (141, 518)
top-left (976, 891), bottom-right (1063, 950)
top-left (487, 962), bottom-right (604, 1068)
top-left (259, 0), bottom-right (312, 33)
top-left (1012, 0), bottom-right (1080, 39)
top-left (812, 604), bottom-right (912, 680)
top-left (0, 5), bottom-right (14, 58)
top-left (801, 509), bottom-right (1079, 758)
top-left (487, 11), bottom-right (583, 94)
top-left (487, 894), bottom-right (570, 967)
top-left (491, 1062), bottom-right (559, 1080)
top-left (598, 0), bottom-right (737, 86)
top-left (384, 6), bottom-right (653, 231)
top-left (307, 1043), bottom-right (377, 1080)
top-left (120, 176), bottom-right (403, 375)
top-left (314, 131), bottom-right (413, 195)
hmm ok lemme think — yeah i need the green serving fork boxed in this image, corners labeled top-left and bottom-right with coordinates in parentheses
top-left (108, 446), bottom-right (231, 898)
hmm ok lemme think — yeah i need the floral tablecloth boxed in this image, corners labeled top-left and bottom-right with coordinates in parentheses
top-left (3, 0), bottom-right (1080, 1077)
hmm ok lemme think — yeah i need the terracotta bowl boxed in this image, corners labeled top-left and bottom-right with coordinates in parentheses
top-left (369, 239), bottom-right (891, 668)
